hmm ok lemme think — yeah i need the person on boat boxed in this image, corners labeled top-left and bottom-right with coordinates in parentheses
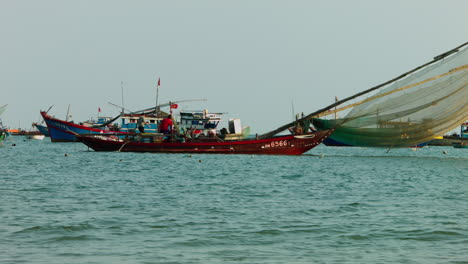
top-left (159, 114), bottom-right (173, 135)
top-left (220, 127), bottom-right (228, 135)
top-left (137, 116), bottom-right (147, 133)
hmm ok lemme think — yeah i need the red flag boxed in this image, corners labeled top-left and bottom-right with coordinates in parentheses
top-left (98, 107), bottom-right (101, 112)
top-left (157, 78), bottom-right (161, 87)
top-left (170, 103), bottom-right (178, 109)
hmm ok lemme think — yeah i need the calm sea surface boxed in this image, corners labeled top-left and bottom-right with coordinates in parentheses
top-left (1, 136), bottom-right (467, 264)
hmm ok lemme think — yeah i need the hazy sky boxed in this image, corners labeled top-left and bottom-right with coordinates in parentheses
top-left (1, 0), bottom-right (467, 133)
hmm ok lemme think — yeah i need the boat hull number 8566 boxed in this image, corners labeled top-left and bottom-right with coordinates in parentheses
top-left (263, 140), bottom-right (289, 148)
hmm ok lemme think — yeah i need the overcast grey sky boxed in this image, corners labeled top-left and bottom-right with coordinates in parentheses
top-left (1, 0), bottom-right (467, 133)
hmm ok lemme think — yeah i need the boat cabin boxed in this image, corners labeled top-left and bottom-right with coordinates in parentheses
top-left (179, 109), bottom-right (223, 132)
top-left (120, 114), bottom-right (162, 133)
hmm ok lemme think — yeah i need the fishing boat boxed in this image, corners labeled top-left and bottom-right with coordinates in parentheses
top-left (259, 42), bottom-right (468, 148)
top-left (33, 123), bottom-right (50, 137)
top-left (76, 104), bottom-right (333, 155)
top-left (77, 129), bottom-right (333, 155)
top-left (0, 122), bottom-right (6, 144)
top-left (76, 105), bottom-right (331, 155)
top-left (40, 111), bottom-right (128, 142)
top-left (453, 122), bottom-right (467, 148)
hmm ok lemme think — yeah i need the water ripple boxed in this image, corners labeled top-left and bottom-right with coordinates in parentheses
top-left (1, 142), bottom-right (467, 263)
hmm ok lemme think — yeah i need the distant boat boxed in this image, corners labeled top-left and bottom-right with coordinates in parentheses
top-left (0, 105), bottom-right (7, 143)
top-left (33, 123), bottom-right (50, 137)
top-left (453, 122), bottom-right (467, 149)
top-left (0, 130), bottom-right (6, 143)
top-left (26, 134), bottom-right (45, 140)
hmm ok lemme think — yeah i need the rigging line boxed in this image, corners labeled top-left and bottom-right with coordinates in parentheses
top-left (315, 65), bottom-right (468, 118)
top-left (118, 141), bottom-right (130, 152)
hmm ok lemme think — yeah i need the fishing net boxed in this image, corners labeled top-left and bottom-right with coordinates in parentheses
top-left (313, 45), bottom-right (468, 147)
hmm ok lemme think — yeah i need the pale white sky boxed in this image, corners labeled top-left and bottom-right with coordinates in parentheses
top-left (1, 0), bottom-right (467, 133)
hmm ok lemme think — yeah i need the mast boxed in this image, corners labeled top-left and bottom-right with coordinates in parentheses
top-left (258, 41), bottom-right (468, 139)
top-left (66, 104), bottom-right (70, 122)
top-left (155, 77), bottom-right (160, 116)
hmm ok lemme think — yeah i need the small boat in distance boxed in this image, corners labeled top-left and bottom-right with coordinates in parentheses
top-left (453, 122), bottom-right (467, 149)
top-left (33, 123), bottom-right (50, 137)
top-left (26, 134), bottom-right (45, 140)
top-left (0, 105), bottom-right (7, 143)
top-left (0, 130), bottom-right (6, 143)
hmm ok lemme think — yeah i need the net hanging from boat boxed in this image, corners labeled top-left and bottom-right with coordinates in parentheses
top-left (312, 44), bottom-right (468, 147)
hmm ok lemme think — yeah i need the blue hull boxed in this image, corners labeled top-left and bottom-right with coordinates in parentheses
top-left (41, 111), bottom-right (127, 142)
top-left (34, 124), bottom-right (50, 137)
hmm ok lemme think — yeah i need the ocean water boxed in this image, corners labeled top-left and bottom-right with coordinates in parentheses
top-left (1, 137), bottom-right (467, 264)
